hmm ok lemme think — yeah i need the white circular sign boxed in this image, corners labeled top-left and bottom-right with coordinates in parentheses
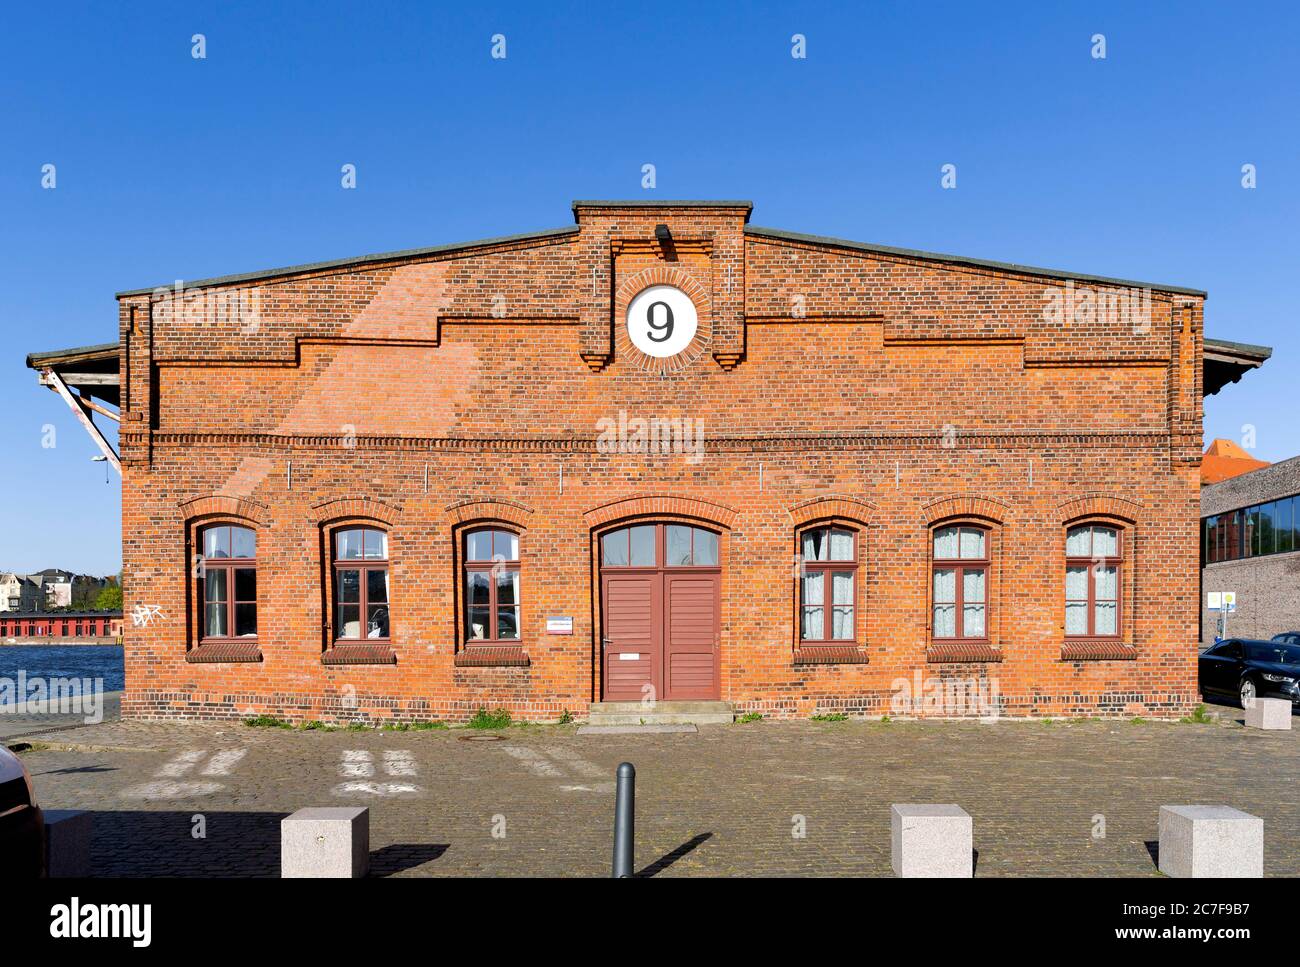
top-left (626, 285), bottom-right (698, 358)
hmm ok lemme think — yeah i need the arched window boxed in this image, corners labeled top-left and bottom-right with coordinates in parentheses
top-left (333, 525), bottom-right (389, 641)
top-left (799, 526), bottom-right (858, 642)
top-left (600, 523), bottom-right (719, 568)
top-left (1065, 523), bottom-right (1122, 638)
top-left (199, 523), bottom-right (258, 640)
top-left (932, 524), bottom-right (989, 641)
top-left (464, 528), bottom-right (521, 642)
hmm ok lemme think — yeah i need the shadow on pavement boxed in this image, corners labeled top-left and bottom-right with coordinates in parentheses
top-left (638, 832), bottom-right (713, 877)
top-left (76, 811), bottom-right (455, 878)
top-left (370, 843), bottom-right (450, 876)
top-left (87, 810), bottom-right (286, 877)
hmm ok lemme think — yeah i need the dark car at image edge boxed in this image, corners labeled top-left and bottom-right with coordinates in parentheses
top-left (1200, 637), bottom-right (1300, 710)
top-left (0, 745), bottom-right (44, 877)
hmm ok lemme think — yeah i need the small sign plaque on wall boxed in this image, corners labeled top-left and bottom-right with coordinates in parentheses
top-left (546, 616), bottom-right (573, 635)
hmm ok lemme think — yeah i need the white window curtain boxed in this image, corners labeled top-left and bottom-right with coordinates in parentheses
top-left (801, 570), bottom-right (824, 640)
top-left (829, 529), bottom-right (854, 561)
top-left (934, 527), bottom-right (959, 558)
top-left (1093, 527), bottom-right (1118, 556)
top-left (959, 528), bottom-right (985, 559)
top-left (933, 568), bottom-right (956, 637)
top-left (831, 571), bottom-right (854, 639)
top-left (1065, 526), bottom-right (1090, 556)
top-left (1095, 601), bottom-right (1117, 635)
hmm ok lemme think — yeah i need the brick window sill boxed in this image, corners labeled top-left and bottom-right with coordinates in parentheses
top-left (926, 642), bottom-right (1003, 663)
top-left (322, 643), bottom-right (396, 666)
top-left (793, 645), bottom-right (869, 666)
top-left (1061, 640), bottom-right (1137, 661)
top-left (455, 646), bottom-right (530, 668)
top-left (187, 641), bottom-right (263, 663)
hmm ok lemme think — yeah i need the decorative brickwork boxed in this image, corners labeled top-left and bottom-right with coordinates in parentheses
top-left (310, 495), bottom-right (401, 525)
top-left (445, 497), bottom-right (533, 528)
top-left (1057, 493), bottom-right (1142, 524)
top-left (187, 641), bottom-right (262, 663)
top-left (927, 642), bottom-right (1004, 663)
top-left (921, 494), bottom-right (1010, 525)
top-left (1061, 642), bottom-right (1138, 661)
top-left (177, 493), bottom-right (268, 524)
top-left (612, 265), bottom-right (713, 374)
top-left (582, 494), bottom-right (738, 530)
top-left (788, 495), bottom-right (877, 527)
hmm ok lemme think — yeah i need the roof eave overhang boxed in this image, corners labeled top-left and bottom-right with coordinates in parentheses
top-left (1203, 338), bottom-right (1273, 396)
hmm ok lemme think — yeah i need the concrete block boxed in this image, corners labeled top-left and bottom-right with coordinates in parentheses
top-left (1158, 805), bottom-right (1263, 878)
top-left (891, 804), bottom-right (973, 878)
top-left (44, 809), bottom-right (92, 878)
top-left (281, 807), bottom-right (369, 878)
top-left (1244, 696), bottom-right (1292, 730)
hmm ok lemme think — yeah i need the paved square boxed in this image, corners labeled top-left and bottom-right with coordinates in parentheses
top-left (11, 706), bottom-right (1299, 877)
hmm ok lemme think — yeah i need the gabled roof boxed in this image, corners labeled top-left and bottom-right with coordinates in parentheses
top-left (110, 202), bottom-right (1212, 298)
top-left (24, 201), bottom-right (1274, 406)
top-left (745, 225), bottom-right (1207, 296)
top-left (1201, 438), bottom-right (1271, 484)
top-left (113, 227), bottom-right (579, 298)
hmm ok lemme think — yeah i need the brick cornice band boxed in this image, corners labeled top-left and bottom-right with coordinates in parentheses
top-left (583, 494), bottom-right (739, 530)
top-left (147, 430), bottom-right (1173, 453)
top-left (310, 495), bottom-right (402, 525)
top-left (177, 493), bottom-right (268, 524)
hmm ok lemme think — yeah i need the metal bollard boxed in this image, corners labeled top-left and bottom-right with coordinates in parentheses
top-left (612, 761), bottom-right (636, 878)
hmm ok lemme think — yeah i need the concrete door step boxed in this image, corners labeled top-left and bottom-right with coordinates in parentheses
top-left (586, 701), bottom-right (734, 726)
top-left (576, 724), bottom-right (698, 735)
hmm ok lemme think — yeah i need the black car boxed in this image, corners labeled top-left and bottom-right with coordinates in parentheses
top-left (0, 746), bottom-right (44, 877)
top-left (1272, 631), bottom-right (1300, 646)
top-left (1200, 638), bottom-right (1300, 709)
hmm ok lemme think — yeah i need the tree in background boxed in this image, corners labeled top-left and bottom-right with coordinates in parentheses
top-left (71, 576), bottom-right (104, 610)
top-left (94, 582), bottom-right (122, 611)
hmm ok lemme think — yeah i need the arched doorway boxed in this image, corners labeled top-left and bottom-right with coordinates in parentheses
top-left (598, 522), bottom-right (721, 702)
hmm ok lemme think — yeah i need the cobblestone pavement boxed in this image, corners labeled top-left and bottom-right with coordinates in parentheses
top-left (13, 704), bottom-right (1300, 877)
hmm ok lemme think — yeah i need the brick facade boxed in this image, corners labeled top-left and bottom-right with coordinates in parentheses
top-left (116, 200), bottom-right (1206, 723)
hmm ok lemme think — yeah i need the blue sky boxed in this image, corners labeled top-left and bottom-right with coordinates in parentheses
top-left (2, 0), bottom-right (1295, 575)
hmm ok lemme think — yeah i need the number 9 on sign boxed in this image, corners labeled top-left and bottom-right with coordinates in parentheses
top-left (626, 284), bottom-right (698, 358)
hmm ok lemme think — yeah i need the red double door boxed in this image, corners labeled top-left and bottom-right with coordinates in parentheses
top-left (599, 523), bottom-right (721, 702)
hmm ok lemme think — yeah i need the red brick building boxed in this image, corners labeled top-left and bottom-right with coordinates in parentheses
top-left (0, 611), bottom-right (123, 643)
top-left (40, 200), bottom-right (1270, 722)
